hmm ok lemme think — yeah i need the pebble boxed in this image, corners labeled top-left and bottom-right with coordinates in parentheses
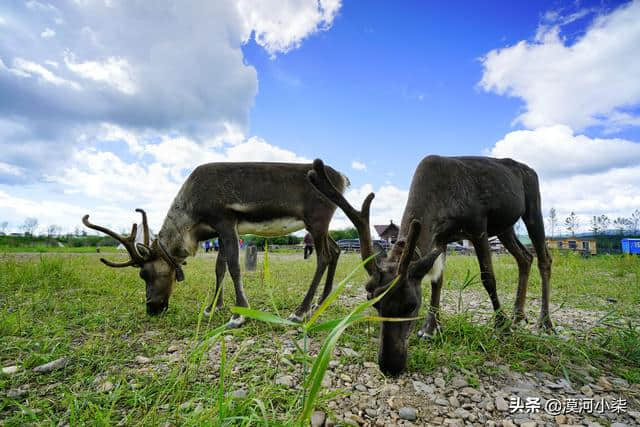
top-left (167, 345), bottom-right (180, 353)
top-left (135, 356), bottom-right (151, 364)
top-left (398, 407), bottom-right (417, 421)
top-left (580, 385), bottom-right (594, 397)
top-left (232, 389), bottom-right (248, 399)
top-left (2, 365), bottom-right (19, 375)
top-left (451, 377), bottom-right (468, 389)
top-left (363, 361), bottom-right (377, 369)
top-left (97, 381), bottom-right (114, 393)
top-left (412, 380), bottom-right (434, 394)
top-left (341, 347), bottom-right (359, 357)
top-left (7, 388), bottom-right (28, 398)
top-left (495, 397), bottom-right (509, 412)
top-left (434, 377), bottom-right (446, 388)
top-left (33, 357), bottom-right (67, 373)
top-left (311, 411), bottom-right (326, 427)
top-left (275, 375), bottom-right (295, 387)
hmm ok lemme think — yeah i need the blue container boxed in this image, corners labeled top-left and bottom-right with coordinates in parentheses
top-left (621, 238), bottom-right (640, 254)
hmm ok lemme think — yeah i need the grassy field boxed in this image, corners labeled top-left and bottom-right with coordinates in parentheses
top-left (1, 250), bottom-right (639, 425)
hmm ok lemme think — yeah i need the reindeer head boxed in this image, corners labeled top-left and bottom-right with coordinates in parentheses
top-left (83, 209), bottom-right (185, 315)
top-left (308, 159), bottom-right (442, 375)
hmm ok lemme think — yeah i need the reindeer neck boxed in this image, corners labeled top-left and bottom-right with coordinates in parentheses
top-left (158, 210), bottom-right (199, 260)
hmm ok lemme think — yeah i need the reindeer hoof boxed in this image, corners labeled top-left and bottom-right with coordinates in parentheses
top-left (287, 313), bottom-right (304, 324)
top-left (417, 327), bottom-right (439, 340)
top-left (538, 316), bottom-right (554, 333)
top-left (226, 315), bottom-right (246, 329)
top-left (513, 313), bottom-right (528, 325)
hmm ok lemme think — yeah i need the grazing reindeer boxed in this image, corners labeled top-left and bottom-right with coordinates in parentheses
top-left (83, 162), bottom-right (349, 327)
top-left (308, 156), bottom-right (552, 375)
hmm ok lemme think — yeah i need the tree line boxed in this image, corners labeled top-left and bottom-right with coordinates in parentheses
top-left (547, 208), bottom-right (640, 237)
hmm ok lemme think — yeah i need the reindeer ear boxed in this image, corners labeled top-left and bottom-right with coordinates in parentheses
top-left (136, 243), bottom-right (152, 260)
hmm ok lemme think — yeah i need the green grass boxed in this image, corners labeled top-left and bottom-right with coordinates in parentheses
top-left (1, 250), bottom-right (639, 425)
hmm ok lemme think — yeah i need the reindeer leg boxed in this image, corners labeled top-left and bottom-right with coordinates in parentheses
top-left (473, 234), bottom-right (509, 331)
top-left (498, 227), bottom-right (533, 324)
top-left (418, 273), bottom-right (444, 339)
top-left (523, 210), bottom-right (554, 332)
top-left (217, 224), bottom-right (248, 329)
top-left (289, 230), bottom-right (329, 322)
top-left (316, 236), bottom-right (340, 307)
top-left (204, 240), bottom-right (226, 316)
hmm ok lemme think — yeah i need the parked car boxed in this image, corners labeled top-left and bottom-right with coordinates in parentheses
top-left (337, 239), bottom-right (360, 251)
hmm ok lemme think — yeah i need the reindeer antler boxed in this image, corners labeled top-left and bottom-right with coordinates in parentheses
top-left (308, 159), bottom-right (380, 276)
top-left (135, 208), bottom-right (150, 246)
top-left (82, 211), bottom-right (150, 268)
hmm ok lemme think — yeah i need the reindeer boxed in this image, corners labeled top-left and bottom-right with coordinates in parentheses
top-left (308, 156), bottom-right (552, 375)
top-left (83, 162), bottom-right (349, 327)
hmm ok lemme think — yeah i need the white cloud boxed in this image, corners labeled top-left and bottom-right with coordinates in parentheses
top-left (40, 27), bottom-right (55, 38)
top-left (237, 0), bottom-right (341, 55)
top-left (491, 125), bottom-right (640, 178)
top-left (488, 126), bottom-right (640, 230)
top-left (64, 53), bottom-right (136, 95)
top-left (330, 183), bottom-right (408, 233)
top-left (3, 57), bottom-right (82, 90)
top-left (479, 1), bottom-right (640, 131)
top-left (0, 0), bottom-right (343, 232)
top-left (351, 160), bottom-right (366, 170)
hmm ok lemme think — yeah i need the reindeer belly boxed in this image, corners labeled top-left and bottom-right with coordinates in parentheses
top-left (237, 217), bottom-right (305, 237)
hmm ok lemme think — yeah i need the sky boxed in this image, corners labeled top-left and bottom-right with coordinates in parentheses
top-left (1, 0), bottom-right (639, 236)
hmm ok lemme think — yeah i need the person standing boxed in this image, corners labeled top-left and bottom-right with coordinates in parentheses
top-left (303, 232), bottom-right (314, 259)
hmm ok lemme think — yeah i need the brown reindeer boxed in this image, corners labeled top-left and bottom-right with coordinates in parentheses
top-left (83, 162), bottom-right (349, 327)
top-left (308, 156), bottom-right (552, 375)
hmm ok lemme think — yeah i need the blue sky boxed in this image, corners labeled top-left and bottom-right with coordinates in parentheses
top-left (1, 0), bottom-right (639, 234)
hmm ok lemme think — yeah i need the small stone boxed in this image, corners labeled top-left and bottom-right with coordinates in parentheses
top-left (365, 408), bottom-right (377, 418)
top-left (232, 389), bottom-right (248, 399)
top-left (180, 401), bottom-right (192, 410)
top-left (448, 396), bottom-right (460, 408)
top-left (340, 373), bottom-right (352, 382)
top-left (97, 381), bottom-right (114, 393)
top-left (610, 423), bottom-right (628, 427)
top-left (520, 422), bottom-right (536, 427)
top-left (451, 377), bottom-right (468, 389)
top-left (412, 380), bottom-right (434, 394)
top-left (454, 408), bottom-right (470, 419)
top-left (275, 375), bottom-right (295, 387)
top-left (167, 345), bottom-right (180, 353)
top-left (33, 357), bottom-right (67, 373)
top-left (495, 397), bottom-right (509, 412)
top-left (399, 407), bottom-right (417, 421)
top-left (554, 415), bottom-right (567, 424)
top-left (580, 385), bottom-right (594, 397)
top-left (597, 377), bottom-right (612, 390)
top-left (341, 347), bottom-right (359, 358)
top-left (434, 377), bottom-right (446, 388)
top-left (436, 398), bottom-right (449, 406)
top-left (7, 388), bottom-right (28, 398)
top-left (135, 356), bottom-right (151, 364)
top-left (311, 411), bottom-right (326, 427)
top-left (363, 361), bottom-right (377, 369)
top-left (2, 366), bottom-right (19, 375)
top-left (355, 384), bottom-right (368, 393)
top-left (502, 420), bottom-right (517, 427)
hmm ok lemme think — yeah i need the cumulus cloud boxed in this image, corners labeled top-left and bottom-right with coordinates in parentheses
top-left (237, 0), bottom-right (341, 56)
top-left (0, 0), bottom-right (343, 231)
top-left (0, 0), bottom-right (341, 184)
top-left (351, 161), bottom-right (367, 171)
top-left (488, 126), bottom-right (640, 229)
top-left (479, 1), bottom-right (640, 131)
top-left (491, 125), bottom-right (640, 178)
top-left (330, 183), bottom-right (408, 234)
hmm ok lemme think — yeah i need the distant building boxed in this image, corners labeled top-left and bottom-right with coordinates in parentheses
top-left (374, 220), bottom-right (399, 244)
top-left (546, 237), bottom-right (597, 255)
top-left (622, 238), bottom-right (640, 255)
